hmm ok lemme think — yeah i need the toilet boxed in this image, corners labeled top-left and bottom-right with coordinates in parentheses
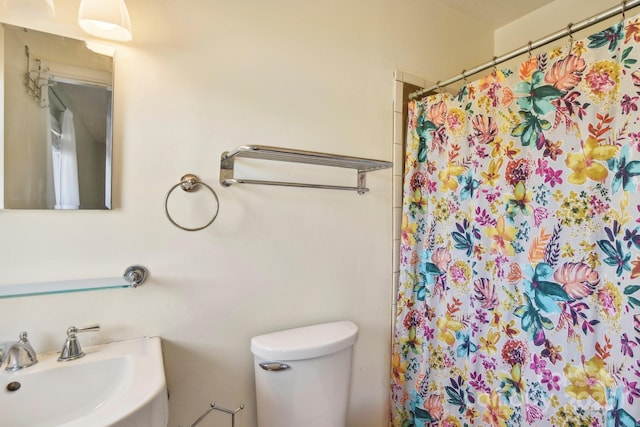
top-left (250, 320), bottom-right (359, 427)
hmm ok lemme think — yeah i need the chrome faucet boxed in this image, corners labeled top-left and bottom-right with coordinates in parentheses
top-left (0, 332), bottom-right (38, 371)
top-left (58, 324), bottom-right (101, 361)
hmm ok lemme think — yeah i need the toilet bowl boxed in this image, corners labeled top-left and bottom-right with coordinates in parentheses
top-left (250, 320), bottom-right (358, 427)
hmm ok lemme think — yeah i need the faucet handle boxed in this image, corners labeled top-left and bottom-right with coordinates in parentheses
top-left (17, 331), bottom-right (35, 352)
top-left (67, 324), bottom-right (101, 337)
top-left (58, 324), bottom-right (100, 362)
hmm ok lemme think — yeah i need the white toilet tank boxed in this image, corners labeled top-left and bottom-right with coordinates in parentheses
top-left (250, 320), bottom-right (358, 427)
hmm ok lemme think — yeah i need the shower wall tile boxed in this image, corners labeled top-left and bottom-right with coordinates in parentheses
top-left (393, 142), bottom-right (403, 177)
top-left (393, 112), bottom-right (403, 145)
top-left (392, 207), bottom-right (402, 241)
top-left (392, 238), bottom-right (400, 273)
top-left (392, 71), bottom-right (425, 336)
top-left (393, 175), bottom-right (403, 208)
top-left (394, 81), bottom-right (404, 113)
top-left (392, 271), bottom-right (400, 304)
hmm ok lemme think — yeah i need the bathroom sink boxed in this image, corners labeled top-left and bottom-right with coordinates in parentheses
top-left (0, 336), bottom-right (168, 427)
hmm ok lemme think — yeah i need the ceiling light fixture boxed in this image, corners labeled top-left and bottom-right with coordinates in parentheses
top-left (78, 0), bottom-right (132, 41)
top-left (85, 41), bottom-right (116, 57)
top-left (2, 0), bottom-right (55, 17)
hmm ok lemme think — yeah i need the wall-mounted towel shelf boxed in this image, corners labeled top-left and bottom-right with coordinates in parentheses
top-left (220, 145), bottom-right (392, 194)
top-left (0, 265), bottom-right (148, 299)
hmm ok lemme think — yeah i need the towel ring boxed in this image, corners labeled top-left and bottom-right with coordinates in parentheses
top-left (165, 174), bottom-right (220, 232)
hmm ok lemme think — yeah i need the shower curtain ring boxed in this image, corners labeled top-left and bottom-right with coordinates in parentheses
top-left (461, 70), bottom-right (468, 84)
top-left (527, 41), bottom-right (533, 59)
top-left (492, 57), bottom-right (497, 74)
top-left (436, 81), bottom-right (441, 92)
top-left (567, 23), bottom-right (574, 51)
top-left (621, 0), bottom-right (627, 21)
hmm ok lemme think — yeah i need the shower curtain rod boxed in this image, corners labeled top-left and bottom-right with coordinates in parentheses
top-left (409, 0), bottom-right (640, 99)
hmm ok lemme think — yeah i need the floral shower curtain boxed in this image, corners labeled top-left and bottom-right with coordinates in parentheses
top-left (392, 14), bottom-right (640, 427)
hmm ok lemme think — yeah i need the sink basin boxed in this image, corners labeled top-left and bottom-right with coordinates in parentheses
top-left (0, 336), bottom-right (168, 427)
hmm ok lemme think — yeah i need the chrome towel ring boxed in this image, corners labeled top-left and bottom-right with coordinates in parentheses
top-left (165, 174), bottom-right (219, 231)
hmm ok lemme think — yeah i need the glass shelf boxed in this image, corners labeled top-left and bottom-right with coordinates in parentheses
top-left (0, 265), bottom-right (148, 299)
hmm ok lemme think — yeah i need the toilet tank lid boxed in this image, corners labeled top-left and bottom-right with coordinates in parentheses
top-left (250, 320), bottom-right (358, 361)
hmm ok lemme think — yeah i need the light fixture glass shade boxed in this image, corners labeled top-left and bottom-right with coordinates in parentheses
top-left (2, 0), bottom-right (55, 17)
top-left (78, 0), bottom-right (132, 41)
top-left (85, 41), bottom-right (116, 57)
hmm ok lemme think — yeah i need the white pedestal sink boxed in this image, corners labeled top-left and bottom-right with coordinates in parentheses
top-left (0, 336), bottom-right (168, 427)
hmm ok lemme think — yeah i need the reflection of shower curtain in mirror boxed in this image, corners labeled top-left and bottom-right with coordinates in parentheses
top-left (51, 109), bottom-right (79, 209)
top-left (392, 14), bottom-right (640, 427)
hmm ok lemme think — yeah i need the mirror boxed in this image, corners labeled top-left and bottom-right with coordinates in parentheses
top-left (1, 23), bottom-right (113, 209)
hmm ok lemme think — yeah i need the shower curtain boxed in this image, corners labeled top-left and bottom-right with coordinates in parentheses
top-left (392, 15), bottom-right (640, 427)
top-left (51, 108), bottom-right (80, 209)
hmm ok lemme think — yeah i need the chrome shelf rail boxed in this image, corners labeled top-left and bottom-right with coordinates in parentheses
top-left (220, 145), bottom-right (392, 194)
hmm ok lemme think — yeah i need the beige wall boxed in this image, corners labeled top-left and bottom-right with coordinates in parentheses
top-left (0, 1), bottom-right (493, 426)
top-left (494, 0), bottom-right (622, 55)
